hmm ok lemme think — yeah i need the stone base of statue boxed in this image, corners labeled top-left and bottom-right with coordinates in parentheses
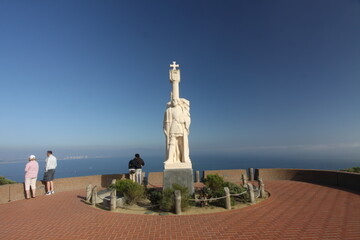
top-left (164, 161), bottom-right (192, 169)
top-left (163, 168), bottom-right (194, 194)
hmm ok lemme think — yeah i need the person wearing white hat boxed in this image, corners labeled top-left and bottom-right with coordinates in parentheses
top-left (24, 155), bottom-right (39, 199)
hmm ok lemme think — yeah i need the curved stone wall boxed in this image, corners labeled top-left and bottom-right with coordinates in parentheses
top-left (0, 174), bottom-right (127, 204)
top-left (256, 168), bottom-right (360, 191)
top-left (1, 169), bottom-right (358, 204)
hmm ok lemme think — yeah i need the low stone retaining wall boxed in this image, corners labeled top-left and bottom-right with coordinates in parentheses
top-left (256, 168), bottom-right (360, 191)
top-left (147, 169), bottom-right (249, 187)
top-left (0, 174), bottom-right (127, 204)
top-left (147, 172), bottom-right (163, 188)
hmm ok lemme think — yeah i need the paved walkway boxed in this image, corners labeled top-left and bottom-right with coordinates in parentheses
top-left (0, 180), bottom-right (359, 240)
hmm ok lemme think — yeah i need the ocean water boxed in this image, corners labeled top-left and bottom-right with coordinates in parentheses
top-left (0, 155), bottom-right (358, 183)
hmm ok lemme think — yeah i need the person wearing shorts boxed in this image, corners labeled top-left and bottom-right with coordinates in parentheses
top-left (44, 151), bottom-right (57, 195)
top-left (25, 155), bottom-right (39, 199)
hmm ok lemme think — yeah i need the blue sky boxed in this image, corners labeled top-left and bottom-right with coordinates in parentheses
top-left (0, 0), bottom-right (359, 161)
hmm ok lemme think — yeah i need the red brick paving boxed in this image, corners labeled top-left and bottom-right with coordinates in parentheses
top-left (0, 180), bottom-right (359, 240)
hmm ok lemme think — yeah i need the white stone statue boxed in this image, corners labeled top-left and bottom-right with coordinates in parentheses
top-left (163, 62), bottom-right (192, 169)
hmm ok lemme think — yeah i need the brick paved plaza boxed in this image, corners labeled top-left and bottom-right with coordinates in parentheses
top-left (0, 180), bottom-right (359, 240)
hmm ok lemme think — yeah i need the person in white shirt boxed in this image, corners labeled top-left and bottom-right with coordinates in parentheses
top-left (43, 150), bottom-right (57, 195)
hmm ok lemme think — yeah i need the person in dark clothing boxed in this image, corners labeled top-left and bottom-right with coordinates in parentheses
top-left (128, 159), bottom-right (136, 182)
top-left (132, 153), bottom-right (144, 184)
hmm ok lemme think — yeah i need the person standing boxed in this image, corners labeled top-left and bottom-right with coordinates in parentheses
top-left (24, 155), bottom-right (39, 199)
top-left (133, 153), bottom-right (144, 184)
top-left (44, 150), bottom-right (57, 195)
top-left (128, 159), bottom-right (136, 182)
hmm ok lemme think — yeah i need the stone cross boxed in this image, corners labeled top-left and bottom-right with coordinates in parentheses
top-left (170, 61), bottom-right (179, 70)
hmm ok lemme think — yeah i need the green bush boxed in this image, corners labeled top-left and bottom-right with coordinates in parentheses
top-left (110, 179), bottom-right (145, 205)
top-left (224, 181), bottom-right (248, 203)
top-left (161, 184), bottom-right (191, 212)
top-left (201, 174), bottom-right (248, 207)
top-left (203, 174), bottom-right (225, 192)
top-left (340, 167), bottom-right (360, 173)
top-left (147, 184), bottom-right (191, 212)
top-left (0, 176), bottom-right (16, 185)
top-left (224, 182), bottom-right (247, 194)
top-left (147, 188), bottom-right (163, 206)
top-left (160, 188), bottom-right (175, 211)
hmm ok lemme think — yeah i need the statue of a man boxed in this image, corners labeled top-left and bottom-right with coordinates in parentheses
top-left (163, 98), bottom-right (191, 164)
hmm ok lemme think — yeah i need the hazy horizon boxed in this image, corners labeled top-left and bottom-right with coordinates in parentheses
top-left (1, 154), bottom-right (359, 183)
top-left (1, 142), bottom-right (359, 163)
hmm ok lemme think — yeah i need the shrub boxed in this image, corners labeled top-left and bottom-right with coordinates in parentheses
top-left (147, 188), bottom-right (163, 206)
top-left (147, 184), bottom-right (191, 212)
top-left (224, 181), bottom-right (248, 203)
top-left (224, 182), bottom-right (247, 194)
top-left (160, 188), bottom-right (175, 211)
top-left (201, 174), bottom-right (248, 207)
top-left (0, 176), bottom-right (16, 185)
top-left (110, 179), bottom-right (145, 205)
top-left (203, 174), bottom-right (225, 192)
top-left (172, 183), bottom-right (191, 208)
top-left (340, 167), bottom-right (360, 173)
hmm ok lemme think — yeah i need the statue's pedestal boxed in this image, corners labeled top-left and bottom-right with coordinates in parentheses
top-left (163, 168), bottom-right (194, 194)
top-left (164, 161), bottom-right (192, 169)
